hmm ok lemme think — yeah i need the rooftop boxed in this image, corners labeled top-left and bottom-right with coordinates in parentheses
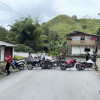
top-left (0, 41), bottom-right (16, 47)
top-left (67, 31), bottom-right (96, 36)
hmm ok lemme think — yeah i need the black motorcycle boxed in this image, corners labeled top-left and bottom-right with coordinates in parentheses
top-left (27, 59), bottom-right (41, 70)
top-left (40, 59), bottom-right (52, 69)
top-left (10, 60), bottom-right (24, 71)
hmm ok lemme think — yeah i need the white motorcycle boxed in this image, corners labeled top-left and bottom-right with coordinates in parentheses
top-left (76, 59), bottom-right (98, 71)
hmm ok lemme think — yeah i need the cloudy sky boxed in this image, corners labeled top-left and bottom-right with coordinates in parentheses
top-left (0, 0), bottom-right (100, 29)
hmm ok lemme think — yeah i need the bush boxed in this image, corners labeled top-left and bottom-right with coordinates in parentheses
top-left (0, 63), bottom-right (6, 72)
top-left (82, 24), bottom-right (87, 29)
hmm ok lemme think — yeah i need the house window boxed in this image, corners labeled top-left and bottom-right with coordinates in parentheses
top-left (81, 36), bottom-right (85, 40)
top-left (85, 47), bottom-right (90, 52)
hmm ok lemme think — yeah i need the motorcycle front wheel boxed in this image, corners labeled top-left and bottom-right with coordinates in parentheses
top-left (60, 64), bottom-right (66, 70)
top-left (40, 63), bottom-right (45, 69)
top-left (76, 64), bottom-right (81, 71)
top-left (46, 62), bottom-right (52, 69)
top-left (27, 64), bottom-right (33, 70)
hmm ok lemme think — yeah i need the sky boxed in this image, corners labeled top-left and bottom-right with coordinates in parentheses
top-left (0, 0), bottom-right (100, 30)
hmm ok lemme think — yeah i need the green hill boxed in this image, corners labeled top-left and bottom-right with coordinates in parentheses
top-left (42, 15), bottom-right (100, 41)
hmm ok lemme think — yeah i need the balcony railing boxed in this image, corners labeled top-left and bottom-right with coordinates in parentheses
top-left (67, 40), bottom-right (96, 46)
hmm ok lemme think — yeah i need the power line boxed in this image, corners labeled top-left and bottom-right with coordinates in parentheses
top-left (0, 1), bottom-right (24, 17)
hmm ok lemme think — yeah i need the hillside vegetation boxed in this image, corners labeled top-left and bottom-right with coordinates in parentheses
top-left (42, 15), bottom-right (100, 41)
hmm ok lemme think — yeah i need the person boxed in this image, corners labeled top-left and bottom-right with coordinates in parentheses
top-left (27, 52), bottom-right (33, 62)
top-left (86, 52), bottom-right (90, 61)
top-left (38, 52), bottom-right (42, 60)
top-left (42, 51), bottom-right (45, 61)
top-left (5, 53), bottom-right (12, 75)
top-left (92, 51), bottom-right (97, 65)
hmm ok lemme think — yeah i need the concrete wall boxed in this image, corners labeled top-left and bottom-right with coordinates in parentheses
top-left (97, 58), bottom-right (100, 72)
top-left (0, 46), bottom-right (5, 61)
top-left (72, 46), bottom-right (95, 55)
top-left (72, 36), bottom-right (92, 40)
top-left (72, 36), bottom-right (80, 40)
top-left (97, 47), bottom-right (100, 55)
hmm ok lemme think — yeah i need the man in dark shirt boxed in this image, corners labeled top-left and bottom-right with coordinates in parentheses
top-left (86, 52), bottom-right (90, 61)
top-left (92, 52), bottom-right (97, 65)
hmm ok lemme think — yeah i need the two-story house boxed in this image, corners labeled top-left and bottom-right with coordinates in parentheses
top-left (66, 31), bottom-right (100, 55)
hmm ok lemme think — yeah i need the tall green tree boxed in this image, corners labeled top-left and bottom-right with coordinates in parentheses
top-left (0, 26), bottom-right (8, 41)
top-left (97, 28), bottom-right (100, 35)
top-left (8, 16), bottom-right (46, 52)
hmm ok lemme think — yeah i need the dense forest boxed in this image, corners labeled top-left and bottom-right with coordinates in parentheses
top-left (0, 14), bottom-right (100, 56)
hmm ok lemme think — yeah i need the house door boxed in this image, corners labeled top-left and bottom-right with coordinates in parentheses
top-left (5, 47), bottom-right (12, 57)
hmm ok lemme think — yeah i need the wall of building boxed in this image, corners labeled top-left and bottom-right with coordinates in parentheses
top-left (97, 47), bottom-right (100, 55)
top-left (72, 36), bottom-right (80, 40)
top-left (0, 46), bottom-right (5, 61)
top-left (72, 46), bottom-right (95, 55)
top-left (72, 36), bottom-right (93, 40)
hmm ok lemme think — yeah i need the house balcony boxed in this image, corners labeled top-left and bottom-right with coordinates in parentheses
top-left (67, 40), bottom-right (96, 46)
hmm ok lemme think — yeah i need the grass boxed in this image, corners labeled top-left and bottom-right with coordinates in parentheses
top-left (13, 55), bottom-right (26, 60)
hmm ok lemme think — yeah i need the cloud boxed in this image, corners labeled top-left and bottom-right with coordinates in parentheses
top-left (0, 0), bottom-right (100, 29)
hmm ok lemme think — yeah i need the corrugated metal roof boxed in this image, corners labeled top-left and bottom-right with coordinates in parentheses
top-left (0, 41), bottom-right (16, 47)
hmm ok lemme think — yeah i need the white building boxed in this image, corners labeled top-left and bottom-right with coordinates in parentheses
top-left (0, 41), bottom-right (16, 62)
top-left (66, 31), bottom-right (100, 55)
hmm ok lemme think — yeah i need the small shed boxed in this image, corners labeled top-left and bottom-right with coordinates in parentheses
top-left (0, 41), bottom-right (16, 62)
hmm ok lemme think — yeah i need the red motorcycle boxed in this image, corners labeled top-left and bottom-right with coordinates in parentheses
top-left (60, 59), bottom-right (77, 70)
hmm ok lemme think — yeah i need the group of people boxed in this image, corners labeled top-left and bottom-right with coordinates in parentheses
top-left (27, 51), bottom-right (46, 62)
top-left (3, 51), bottom-right (100, 76)
top-left (4, 51), bottom-right (46, 76)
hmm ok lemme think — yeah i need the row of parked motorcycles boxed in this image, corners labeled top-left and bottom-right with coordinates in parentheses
top-left (10, 57), bottom-right (98, 71)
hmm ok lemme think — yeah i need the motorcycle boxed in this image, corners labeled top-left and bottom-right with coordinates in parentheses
top-left (27, 59), bottom-right (41, 70)
top-left (10, 60), bottom-right (25, 71)
top-left (40, 59), bottom-right (52, 69)
top-left (60, 59), bottom-right (77, 70)
top-left (76, 59), bottom-right (98, 71)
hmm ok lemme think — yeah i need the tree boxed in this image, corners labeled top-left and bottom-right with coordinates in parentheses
top-left (8, 16), bottom-right (46, 52)
top-left (97, 28), bottom-right (100, 35)
top-left (82, 24), bottom-right (87, 29)
top-left (0, 26), bottom-right (8, 41)
top-left (72, 15), bottom-right (77, 19)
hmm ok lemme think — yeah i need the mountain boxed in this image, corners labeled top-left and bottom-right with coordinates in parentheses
top-left (42, 15), bottom-right (100, 41)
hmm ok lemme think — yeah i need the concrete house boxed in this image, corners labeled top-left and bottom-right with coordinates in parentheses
top-left (0, 41), bottom-right (16, 62)
top-left (66, 31), bottom-right (100, 55)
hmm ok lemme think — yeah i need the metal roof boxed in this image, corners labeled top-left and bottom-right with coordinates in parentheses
top-left (0, 41), bottom-right (16, 47)
top-left (66, 31), bottom-right (96, 36)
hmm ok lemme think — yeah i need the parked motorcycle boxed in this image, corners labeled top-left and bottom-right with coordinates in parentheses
top-left (60, 59), bottom-right (77, 70)
top-left (27, 59), bottom-right (41, 70)
top-left (40, 59), bottom-right (52, 69)
top-left (76, 59), bottom-right (98, 71)
top-left (10, 60), bottom-right (25, 71)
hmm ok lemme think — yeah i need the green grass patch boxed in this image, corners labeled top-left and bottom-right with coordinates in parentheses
top-left (13, 55), bottom-right (26, 60)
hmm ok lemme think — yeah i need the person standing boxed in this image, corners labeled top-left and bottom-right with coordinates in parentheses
top-left (42, 51), bottom-right (45, 61)
top-left (5, 53), bottom-right (12, 75)
top-left (27, 52), bottom-right (33, 62)
top-left (86, 52), bottom-right (90, 61)
top-left (92, 51), bottom-right (97, 65)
